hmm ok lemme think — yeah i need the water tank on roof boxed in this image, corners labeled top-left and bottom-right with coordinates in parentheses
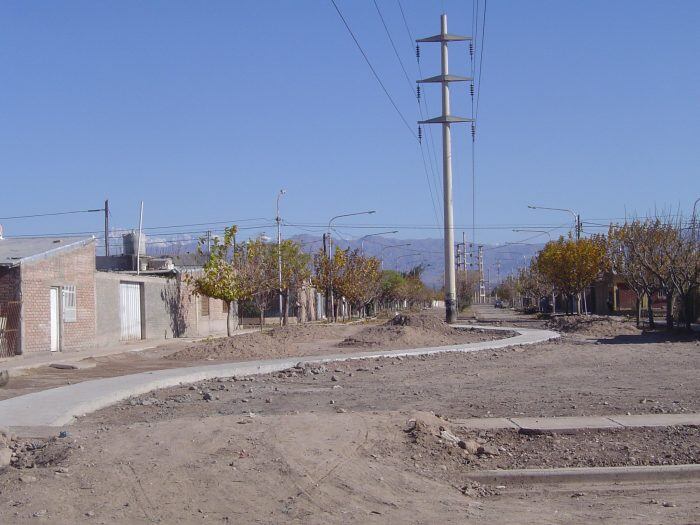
top-left (123, 231), bottom-right (146, 256)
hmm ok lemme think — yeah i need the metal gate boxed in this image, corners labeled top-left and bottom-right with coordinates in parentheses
top-left (0, 301), bottom-right (20, 357)
top-left (119, 282), bottom-right (142, 341)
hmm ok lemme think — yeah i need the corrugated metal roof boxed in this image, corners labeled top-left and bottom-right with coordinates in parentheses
top-left (0, 236), bottom-right (95, 267)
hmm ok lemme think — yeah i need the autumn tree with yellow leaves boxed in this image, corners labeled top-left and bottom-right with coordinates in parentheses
top-left (186, 226), bottom-right (251, 335)
top-left (536, 236), bottom-right (607, 315)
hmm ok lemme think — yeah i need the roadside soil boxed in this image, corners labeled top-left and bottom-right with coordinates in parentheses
top-left (0, 313), bottom-right (506, 402)
top-left (407, 416), bottom-right (699, 470)
top-left (0, 307), bottom-right (698, 523)
top-left (169, 312), bottom-right (505, 362)
top-left (0, 410), bottom-right (698, 524)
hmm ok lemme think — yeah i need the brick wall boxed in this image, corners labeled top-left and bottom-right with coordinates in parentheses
top-left (20, 242), bottom-right (97, 353)
top-left (178, 270), bottom-right (227, 337)
top-left (0, 267), bottom-right (20, 302)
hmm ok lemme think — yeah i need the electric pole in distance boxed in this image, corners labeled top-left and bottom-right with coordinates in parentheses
top-left (104, 199), bottom-right (110, 256)
top-left (417, 14), bottom-right (473, 324)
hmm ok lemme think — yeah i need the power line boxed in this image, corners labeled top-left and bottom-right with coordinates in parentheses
top-left (372, 0), bottom-right (441, 227)
top-left (474, 0), bottom-right (488, 119)
top-left (397, 0), bottom-right (443, 216)
top-left (0, 208), bottom-right (104, 221)
top-left (329, 0), bottom-right (417, 140)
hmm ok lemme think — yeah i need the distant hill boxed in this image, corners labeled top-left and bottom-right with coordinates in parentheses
top-left (137, 232), bottom-right (542, 288)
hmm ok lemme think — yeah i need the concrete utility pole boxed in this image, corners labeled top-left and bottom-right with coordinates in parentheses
top-left (276, 189), bottom-right (286, 326)
top-left (136, 201), bottom-right (144, 276)
top-left (462, 231), bottom-right (468, 273)
top-left (104, 199), bottom-right (110, 256)
top-left (417, 14), bottom-right (473, 324)
top-left (478, 245), bottom-right (486, 304)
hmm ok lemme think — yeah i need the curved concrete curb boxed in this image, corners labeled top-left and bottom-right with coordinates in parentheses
top-left (465, 464), bottom-right (700, 485)
top-left (0, 324), bottom-right (558, 428)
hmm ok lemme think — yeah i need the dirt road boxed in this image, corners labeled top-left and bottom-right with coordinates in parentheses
top-left (0, 314), bottom-right (503, 402)
top-left (0, 307), bottom-right (697, 523)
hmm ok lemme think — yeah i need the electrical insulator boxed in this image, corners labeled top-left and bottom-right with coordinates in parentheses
top-left (416, 85), bottom-right (421, 100)
top-left (471, 123), bottom-right (476, 141)
top-left (418, 126), bottom-right (423, 144)
top-left (470, 83), bottom-right (475, 97)
top-left (469, 42), bottom-right (474, 57)
top-left (416, 45), bottom-right (420, 62)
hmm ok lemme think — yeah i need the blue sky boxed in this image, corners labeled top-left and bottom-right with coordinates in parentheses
top-left (1, 0), bottom-right (699, 249)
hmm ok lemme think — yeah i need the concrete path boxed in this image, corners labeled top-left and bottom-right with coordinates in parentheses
top-left (0, 324), bottom-right (557, 428)
top-left (451, 412), bottom-right (700, 432)
top-left (465, 464), bottom-right (700, 485)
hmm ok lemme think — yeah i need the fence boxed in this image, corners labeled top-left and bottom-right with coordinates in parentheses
top-left (0, 301), bottom-right (20, 358)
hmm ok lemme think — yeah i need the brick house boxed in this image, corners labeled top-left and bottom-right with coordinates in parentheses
top-left (0, 236), bottom-right (97, 356)
top-left (0, 235), bottom-right (228, 358)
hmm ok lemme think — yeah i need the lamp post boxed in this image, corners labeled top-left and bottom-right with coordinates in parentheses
top-left (527, 205), bottom-right (580, 240)
top-left (359, 230), bottom-right (398, 255)
top-left (379, 243), bottom-right (412, 269)
top-left (692, 197), bottom-right (700, 242)
top-left (326, 210), bottom-right (376, 321)
top-left (528, 205), bottom-right (582, 313)
top-left (395, 253), bottom-right (417, 272)
top-left (276, 190), bottom-right (286, 326)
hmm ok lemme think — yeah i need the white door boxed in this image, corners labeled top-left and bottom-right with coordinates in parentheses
top-left (50, 288), bottom-right (60, 351)
top-left (119, 282), bottom-right (142, 341)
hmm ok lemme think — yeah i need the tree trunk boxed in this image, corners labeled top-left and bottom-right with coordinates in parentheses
top-left (665, 291), bottom-right (674, 331)
top-left (646, 294), bottom-right (655, 329)
top-left (299, 287), bottom-right (307, 324)
top-left (259, 310), bottom-right (265, 332)
top-left (635, 297), bottom-right (640, 328)
top-left (226, 300), bottom-right (239, 337)
top-left (683, 293), bottom-right (693, 331)
top-left (282, 290), bottom-right (289, 326)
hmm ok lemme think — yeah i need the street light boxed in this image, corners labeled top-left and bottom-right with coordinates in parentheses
top-left (527, 205), bottom-right (580, 239)
top-left (327, 210), bottom-right (376, 257)
top-left (692, 197), bottom-right (700, 242)
top-left (395, 253), bottom-right (418, 271)
top-left (359, 230), bottom-right (398, 255)
top-left (379, 243), bottom-right (412, 269)
top-left (276, 189), bottom-right (287, 326)
top-left (512, 229), bottom-right (552, 241)
top-left (528, 204), bottom-right (583, 313)
top-left (325, 210), bottom-right (376, 321)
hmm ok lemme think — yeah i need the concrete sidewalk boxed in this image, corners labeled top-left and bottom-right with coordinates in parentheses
top-left (451, 412), bottom-right (700, 432)
top-left (0, 324), bottom-right (558, 428)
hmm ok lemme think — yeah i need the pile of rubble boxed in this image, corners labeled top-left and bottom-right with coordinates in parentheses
top-left (546, 315), bottom-right (640, 337)
top-left (404, 413), bottom-right (503, 461)
top-left (0, 429), bottom-right (73, 471)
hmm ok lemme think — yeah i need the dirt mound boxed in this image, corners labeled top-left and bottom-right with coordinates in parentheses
top-left (388, 313), bottom-right (448, 331)
top-left (169, 323), bottom-right (343, 361)
top-left (169, 312), bottom-right (511, 362)
top-left (338, 312), bottom-right (505, 349)
top-left (547, 315), bottom-right (641, 338)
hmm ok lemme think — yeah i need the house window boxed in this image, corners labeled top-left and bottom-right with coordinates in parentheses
top-left (62, 285), bottom-right (77, 322)
top-left (200, 296), bottom-right (210, 316)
